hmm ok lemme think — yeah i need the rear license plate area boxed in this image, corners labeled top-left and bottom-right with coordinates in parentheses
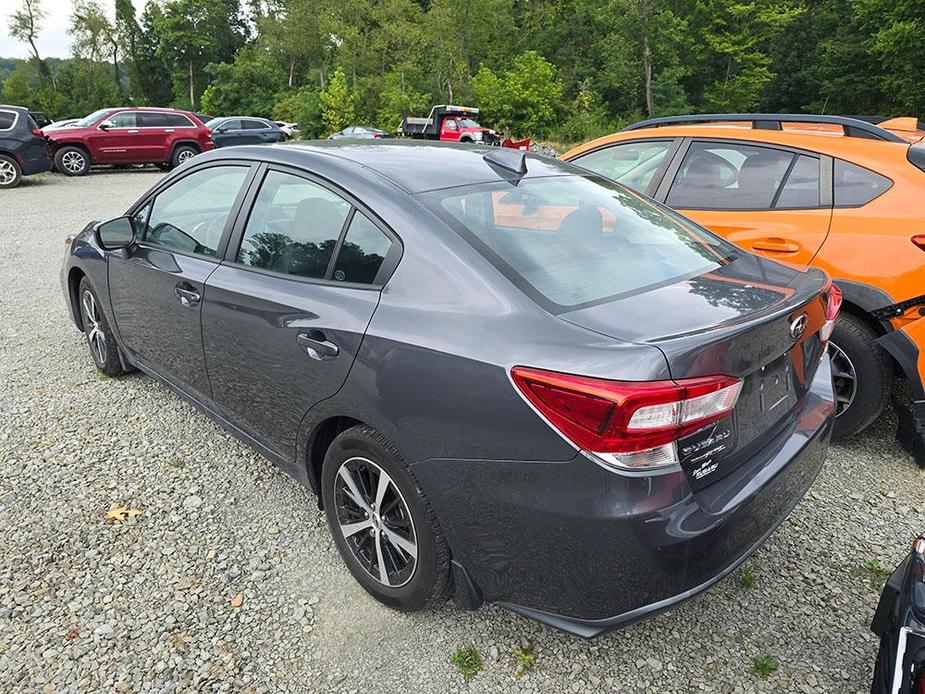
top-left (678, 416), bottom-right (737, 490)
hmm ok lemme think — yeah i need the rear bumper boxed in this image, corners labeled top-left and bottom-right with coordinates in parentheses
top-left (21, 148), bottom-right (52, 176)
top-left (411, 357), bottom-right (834, 637)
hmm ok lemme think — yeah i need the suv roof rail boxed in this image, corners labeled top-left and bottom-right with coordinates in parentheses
top-left (622, 113), bottom-right (907, 143)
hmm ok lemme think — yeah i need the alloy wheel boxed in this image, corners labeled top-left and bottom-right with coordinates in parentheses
top-left (0, 159), bottom-right (16, 186)
top-left (828, 341), bottom-right (857, 417)
top-left (62, 151), bottom-right (85, 174)
top-left (333, 456), bottom-right (417, 588)
top-left (177, 149), bottom-right (195, 164)
top-left (81, 290), bottom-right (106, 365)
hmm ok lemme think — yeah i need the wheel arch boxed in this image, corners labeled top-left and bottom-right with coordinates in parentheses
top-left (67, 267), bottom-right (88, 330)
top-left (305, 415), bottom-right (364, 503)
top-left (170, 139), bottom-right (201, 157)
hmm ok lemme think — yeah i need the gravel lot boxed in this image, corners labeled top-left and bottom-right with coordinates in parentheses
top-left (1, 168), bottom-right (923, 693)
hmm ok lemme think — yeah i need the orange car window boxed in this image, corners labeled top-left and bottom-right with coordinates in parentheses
top-left (667, 142), bottom-right (793, 210)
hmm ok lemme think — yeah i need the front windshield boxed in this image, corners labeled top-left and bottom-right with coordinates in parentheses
top-left (458, 118), bottom-right (480, 128)
top-left (74, 109), bottom-right (111, 128)
top-left (420, 175), bottom-right (737, 310)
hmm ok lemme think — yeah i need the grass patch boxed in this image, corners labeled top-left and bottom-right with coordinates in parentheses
top-left (862, 559), bottom-right (891, 590)
top-left (512, 646), bottom-right (537, 679)
top-left (740, 564), bottom-right (756, 589)
top-left (451, 645), bottom-right (482, 681)
top-left (168, 457), bottom-right (186, 469)
top-left (752, 654), bottom-right (779, 679)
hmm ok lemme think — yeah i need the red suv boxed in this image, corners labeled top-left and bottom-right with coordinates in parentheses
top-left (47, 107), bottom-right (214, 176)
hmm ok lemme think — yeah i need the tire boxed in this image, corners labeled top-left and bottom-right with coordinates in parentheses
top-left (321, 425), bottom-right (450, 611)
top-left (829, 313), bottom-right (892, 441)
top-left (78, 278), bottom-right (125, 377)
top-left (55, 146), bottom-right (90, 176)
top-left (171, 144), bottom-right (198, 168)
top-left (0, 154), bottom-right (22, 189)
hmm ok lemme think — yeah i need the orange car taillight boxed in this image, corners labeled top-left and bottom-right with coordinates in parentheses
top-left (820, 283), bottom-right (843, 343)
top-left (511, 367), bottom-right (741, 471)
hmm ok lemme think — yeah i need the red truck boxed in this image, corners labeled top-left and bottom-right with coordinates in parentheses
top-left (400, 105), bottom-right (504, 145)
top-left (46, 106), bottom-right (214, 176)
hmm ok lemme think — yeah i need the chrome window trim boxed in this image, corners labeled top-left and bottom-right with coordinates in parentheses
top-left (0, 109), bottom-right (20, 132)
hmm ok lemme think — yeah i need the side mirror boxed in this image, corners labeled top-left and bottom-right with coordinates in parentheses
top-left (99, 120), bottom-right (113, 130)
top-left (94, 216), bottom-right (136, 251)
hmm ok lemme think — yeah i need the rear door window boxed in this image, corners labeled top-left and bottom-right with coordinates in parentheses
top-left (0, 111), bottom-right (16, 130)
top-left (834, 160), bottom-right (891, 205)
top-left (236, 170), bottom-right (350, 279)
top-left (774, 154), bottom-right (821, 208)
top-left (667, 142), bottom-right (794, 210)
top-left (422, 175), bottom-right (736, 310)
top-left (242, 119), bottom-right (269, 130)
top-left (331, 212), bottom-right (393, 284)
top-left (139, 112), bottom-right (169, 128)
top-left (571, 140), bottom-right (674, 194)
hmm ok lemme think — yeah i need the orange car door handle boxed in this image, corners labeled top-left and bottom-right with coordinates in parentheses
top-left (751, 239), bottom-right (800, 253)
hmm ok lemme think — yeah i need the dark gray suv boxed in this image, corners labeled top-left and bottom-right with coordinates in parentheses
top-left (0, 105), bottom-right (52, 189)
top-left (60, 142), bottom-right (838, 636)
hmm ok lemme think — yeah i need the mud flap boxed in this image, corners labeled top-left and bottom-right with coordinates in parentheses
top-left (876, 317), bottom-right (925, 468)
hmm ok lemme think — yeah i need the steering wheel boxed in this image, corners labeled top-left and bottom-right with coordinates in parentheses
top-left (190, 216), bottom-right (226, 247)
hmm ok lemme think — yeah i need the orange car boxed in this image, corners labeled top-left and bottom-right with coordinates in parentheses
top-left (563, 114), bottom-right (925, 457)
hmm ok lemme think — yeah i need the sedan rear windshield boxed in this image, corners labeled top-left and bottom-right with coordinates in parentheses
top-left (420, 175), bottom-right (737, 310)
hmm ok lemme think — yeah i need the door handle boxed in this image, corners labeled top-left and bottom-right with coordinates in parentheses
top-left (164, 129), bottom-right (175, 133)
top-left (751, 238), bottom-right (800, 254)
top-left (175, 284), bottom-right (201, 307)
top-left (297, 331), bottom-right (339, 360)
top-left (127, 129), bottom-right (139, 133)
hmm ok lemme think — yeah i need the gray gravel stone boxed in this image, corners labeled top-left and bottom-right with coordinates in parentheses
top-left (1, 169), bottom-right (923, 693)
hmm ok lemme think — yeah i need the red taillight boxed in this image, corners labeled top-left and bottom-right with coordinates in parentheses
top-left (820, 283), bottom-right (842, 343)
top-left (32, 128), bottom-right (43, 137)
top-left (511, 367), bottom-right (742, 470)
top-left (913, 234), bottom-right (925, 251)
top-left (373, 133), bottom-right (383, 138)
top-left (204, 129), bottom-right (212, 139)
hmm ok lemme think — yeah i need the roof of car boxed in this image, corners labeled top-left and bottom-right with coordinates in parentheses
top-left (0, 105), bottom-right (29, 113)
top-left (235, 140), bottom-right (579, 193)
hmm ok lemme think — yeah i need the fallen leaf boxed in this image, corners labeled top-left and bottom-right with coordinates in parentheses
top-left (106, 506), bottom-right (143, 524)
top-left (65, 628), bottom-right (79, 640)
top-left (230, 593), bottom-right (244, 608)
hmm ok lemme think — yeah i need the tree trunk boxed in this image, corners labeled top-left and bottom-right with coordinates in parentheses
top-left (288, 58), bottom-right (295, 88)
top-left (188, 59), bottom-right (195, 108)
top-left (643, 33), bottom-right (653, 116)
top-left (112, 44), bottom-right (122, 95)
top-left (319, 62), bottom-right (325, 89)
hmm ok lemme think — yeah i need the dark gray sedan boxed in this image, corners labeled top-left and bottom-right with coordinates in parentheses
top-left (60, 142), bottom-right (838, 636)
top-left (205, 117), bottom-right (286, 148)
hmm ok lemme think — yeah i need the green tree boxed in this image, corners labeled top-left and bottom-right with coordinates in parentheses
top-left (155, 0), bottom-right (247, 109)
top-left (696, 0), bottom-right (803, 111)
top-left (201, 47), bottom-right (286, 116)
top-left (854, 0), bottom-right (925, 113)
top-left (320, 69), bottom-right (356, 134)
top-left (7, 0), bottom-right (54, 87)
top-left (273, 86), bottom-right (322, 137)
top-left (472, 51), bottom-right (563, 136)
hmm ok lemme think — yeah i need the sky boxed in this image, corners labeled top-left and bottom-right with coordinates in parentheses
top-left (0, 0), bottom-right (151, 60)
